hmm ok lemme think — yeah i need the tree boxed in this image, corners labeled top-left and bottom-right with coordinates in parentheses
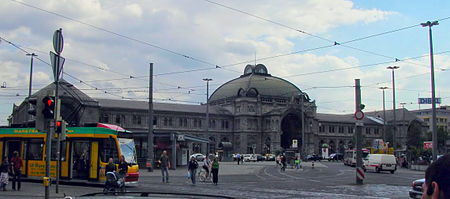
top-left (426, 127), bottom-right (449, 153)
top-left (407, 124), bottom-right (423, 149)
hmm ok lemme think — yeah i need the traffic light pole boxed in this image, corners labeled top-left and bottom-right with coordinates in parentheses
top-left (55, 53), bottom-right (61, 193)
top-left (355, 79), bottom-right (363, 185)
top-left (45, 119), bottom-right (53, 199)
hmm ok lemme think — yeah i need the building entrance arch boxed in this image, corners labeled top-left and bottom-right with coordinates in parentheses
top-left (280, 113), bottom-right (301, 149)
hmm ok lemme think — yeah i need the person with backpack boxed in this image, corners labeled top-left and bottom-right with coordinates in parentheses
top-left (187, 157), bottom-right (198, 185)
top-left (211, 157), bottom-right (219, 185)
top-left (10, 151), bottom-right (23, 191)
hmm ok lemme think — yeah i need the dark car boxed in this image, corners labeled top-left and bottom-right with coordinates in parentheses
top-left (256, 154), bottom-right (264, 161)
top-left (409, 178), bottom-right (424, 198)
top-left (328, 153), bottom-right (343, 161)
top-left (306, 154), bottom-right (322, 161)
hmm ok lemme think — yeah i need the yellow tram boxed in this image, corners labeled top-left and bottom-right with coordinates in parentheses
top-left (0, 123), bottom-right (139, 183)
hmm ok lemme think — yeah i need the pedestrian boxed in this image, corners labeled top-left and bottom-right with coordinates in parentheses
top-left (203, 155), bottom-right (211, 179)
top-left (0, 158), bottom-right (10, 191)
top-left (159, 150), bottom-right (170, 183)
top-left (280, 155), bottom-right (286, 172)
top-left (276, 155), bottom-right (280, 167)
top-left (240, 155), bottom-right (244, 164)
top-left (10, 151), bottom-right (23, 191)
top-left (118, 155), bottom-right (128, 179)
top-left (236, 153), bottom-right (241, 165)
top-left (211, 157), bottom-right (219, 185)
top-left (295, 156), bottom-right (300, 170)
top-left (187, 157), bottom-right (198, 185)
top-left (422, 154), bottom-right (450, 199)
top-left (105, 157), bottom-right (116, 173)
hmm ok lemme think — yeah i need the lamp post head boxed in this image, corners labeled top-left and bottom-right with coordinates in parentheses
top-left (203, 78), bottom-right (212, 81)
top-left (421, 21), bottom-right (439, 27)
top-left (26, 53), bottom-right (37, 57)
top-left (387, 66), bottom-right (399, 70)
top-left (379, 86), bottom-right (388, 90)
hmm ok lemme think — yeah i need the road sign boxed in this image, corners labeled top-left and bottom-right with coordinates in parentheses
top-left (424, 141), bottom-right (432, 150)
top-left (53, 29), bottom-right (64, 54)
top-left (354, 111), bottom-right (364, 120)
top-left (418, 98), bottom-right (441, 104)
top-left (355, 121), bottom-right (364, 126)
top-left (50, 52), bottom-right (65, 81)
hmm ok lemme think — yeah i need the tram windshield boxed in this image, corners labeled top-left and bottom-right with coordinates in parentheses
top-left (118, 138), bottom-right (137, 164)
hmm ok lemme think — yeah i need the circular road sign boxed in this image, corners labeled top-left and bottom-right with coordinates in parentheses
top-left (354, 111), bottom-right (364, 120)
top-left (53, 29), bottom-right (64, 54)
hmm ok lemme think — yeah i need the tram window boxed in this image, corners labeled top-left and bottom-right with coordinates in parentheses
top-left (51, 141), bottom-right (67, 161)
top-left (99, 138), bottom-right (119, 163)
top-left (27, 139), bottom-right (44, 160)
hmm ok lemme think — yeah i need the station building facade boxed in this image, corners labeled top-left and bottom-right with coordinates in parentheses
top-left (8, 64), bottom-right (425, 166)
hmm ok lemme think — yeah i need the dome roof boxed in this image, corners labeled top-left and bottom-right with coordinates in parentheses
top-left (209, 64), bottom-right (305, 102)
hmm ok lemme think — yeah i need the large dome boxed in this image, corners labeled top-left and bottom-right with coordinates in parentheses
top-left (209, 64), bottom-right (306, 102)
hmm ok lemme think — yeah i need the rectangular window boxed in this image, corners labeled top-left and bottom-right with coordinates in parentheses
top-left (319, 125), bottom-right (324, 132)
top-left (235, 119), bottom-right (240, 130)
top-left (329, 126), bottom-right (335, 133)
top-left (338, 126), bottom-right (344, 133)
top-left (169, 118), bottom-right (173, 126)
top-left (348, 127), bottom-right (354, 134)
top-left (100, 138), bottom-right (119, 163)
top-left (27, 139), bottom-right (44, 160)
top-left (265, 119), bottom-right (270, 130)
top-left (137, 116), bottom-right (141, 125)
top-left (179, 118), bottom-right (183, 127)
top-left (194, 119), bottom-right (198, 128)
top-left (374, 128), bottom-right (379, 135)
top-left (101, 114), bottom-right (109, 123)
top-left (115, 115), bottom-right (121, 124)
top-left (225, 120), bottom-right (229, 129)
top-left (51, 141), bottom-right (67, 161)
top-left (164, 117), bottom-right (168, 126)
top-left (366, 128), bottom-right (371, 135)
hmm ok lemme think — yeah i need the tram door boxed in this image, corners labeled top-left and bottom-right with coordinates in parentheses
top-left (4, 140), bottom-right (22, 161)
top-left (70, 140), bottom-right (90, 179)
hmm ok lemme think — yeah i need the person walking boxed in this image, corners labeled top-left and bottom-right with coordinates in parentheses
top-left (11, 151), bottom-right (23, 191)
top-left (118, 155), bottom-right (128, 179)
top-left (211, 157), bottom-right (219, 185)
top-left (187, 157), bottom-right (198, 185)
top-left (0, 158), bottom-right (10, 191)
top-left (295, 156), bottom-right (300, 170)
top-left (236, 153), bottom-right (241, 165)
top-left (159, 150), bottom-right (170, 183)
top-left (203, 155), bottom-right (211, 179)
top-left (280, 155), bottom-right (286, 172)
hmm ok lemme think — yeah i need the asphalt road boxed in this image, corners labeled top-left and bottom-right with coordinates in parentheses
top-left (0, 161), bottom-right (425, 198)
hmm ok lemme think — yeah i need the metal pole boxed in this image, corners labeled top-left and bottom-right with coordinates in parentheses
top-left (55, 49), bottom-right (61, 194)
top-left (203, 78), bottom-right (212, 153)
top-left (45, 120), bottom-right (53, 199)
top-left (421, 21), bottom-right (439, 161)
top-left (355, 79), bottom-right (363, 185)
top-left (379, 87), bottom-right (388, 142)
top-left (301, 93), bottom-right (305, 160)
top-left (387, 66), bottom-right (399, 150)
top-left (26, 53), bottom-right (37, 123)
top-left (147, 63), bottom-right (154, 171)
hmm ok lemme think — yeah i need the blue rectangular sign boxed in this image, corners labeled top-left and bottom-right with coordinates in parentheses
top-left (418, 98), bottom-right (441, 104)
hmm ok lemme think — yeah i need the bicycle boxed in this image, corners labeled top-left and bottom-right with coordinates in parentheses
top-left (198, 169), bottom-right (212, 183)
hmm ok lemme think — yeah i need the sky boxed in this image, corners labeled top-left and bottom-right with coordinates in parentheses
top-left (1, 0), bottom-right (449, 125)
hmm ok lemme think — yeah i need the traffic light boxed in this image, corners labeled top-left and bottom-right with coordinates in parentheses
top-left (42, 96), bottom-right (55, 119)
top-left (359, 104), bottom-right (365, 111)
top-left (28, 96), bottom-right (45, 131)
top-left (56, 120), bottom-right (67, 141)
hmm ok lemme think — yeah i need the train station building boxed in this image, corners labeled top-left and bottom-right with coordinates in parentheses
top-left (7, 64), bottom-right (426, 167)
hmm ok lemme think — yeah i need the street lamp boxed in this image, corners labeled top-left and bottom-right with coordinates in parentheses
top-left (387, 66), bottom-right (399, 150)
top-left (379, 86), bottom-right (388, 142)
top-left (26, 53), bottom-right (37, 123)
top-left (203, 78), bottom-right (212, 153)
top-left (421, 20), bottom-right (439, 161)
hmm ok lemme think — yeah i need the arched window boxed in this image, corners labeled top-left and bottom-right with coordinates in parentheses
top-left (246, 88), bottom-right (258, 97)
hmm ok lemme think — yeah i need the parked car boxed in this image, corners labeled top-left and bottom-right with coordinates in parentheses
top-left (265, 154), bottom-right (276, 161)
top-left (306, 154), bottom-right (322, 161)
top-left (328, 153), bottom-right (343, 161)
top-left (190, 153), bottom-right (206, 161)
top-left (255, 154), bottom-right (264, 161)
top-left (409, 178), bottom-right (424, 198)
top-left (363, 154), bottom-right (397, 174)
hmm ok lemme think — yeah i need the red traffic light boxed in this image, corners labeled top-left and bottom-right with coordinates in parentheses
top-left (56, 121), bottom-right (61, 127)
top-left (41, 96), bottom-right (55, 119)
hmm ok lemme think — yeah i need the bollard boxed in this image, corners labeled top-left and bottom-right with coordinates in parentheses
top-left (43, 177), bottom-right (50, 187)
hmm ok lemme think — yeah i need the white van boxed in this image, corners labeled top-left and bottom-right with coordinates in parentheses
top-left (363, 154), bottom-right (397, 174)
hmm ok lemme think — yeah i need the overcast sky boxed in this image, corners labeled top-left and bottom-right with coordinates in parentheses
top-left (1, 0), bottom-right (449, 125)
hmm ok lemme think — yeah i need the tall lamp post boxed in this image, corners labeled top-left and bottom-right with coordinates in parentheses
top-left (421, 20), bottom-right (439, 161)
top-left (300, 92), bottom-right (305, 160)
top-left (379, 86), bottom-right (388, 142)
top-left (26, 53), bottom-right (37, 123)
top-left (203, 78), bottom-right (212, 153)
top-left (387, 66), bottom-right (399, 151)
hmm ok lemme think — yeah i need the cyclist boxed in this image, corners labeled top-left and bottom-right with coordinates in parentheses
top-left (203, 155), bottom-right (211, 178)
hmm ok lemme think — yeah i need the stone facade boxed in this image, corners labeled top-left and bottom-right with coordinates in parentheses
top-left (7, 64), bottom-right (428, 165)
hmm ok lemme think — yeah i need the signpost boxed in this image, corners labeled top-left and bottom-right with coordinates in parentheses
top-left (418, 98), bottom-right (441, 104)
top-left (354, 79), bottom-right (364, 185)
